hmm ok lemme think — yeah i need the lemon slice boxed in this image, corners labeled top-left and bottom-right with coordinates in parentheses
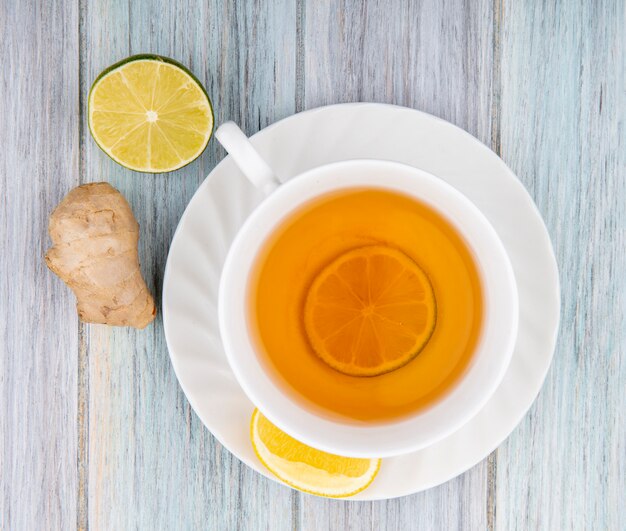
top-left (88, 55), bottom-right (214, 173)
top-left (250, 409), bottom-right (381, 497)
top-left (304, 245), bottom-right (437, 377)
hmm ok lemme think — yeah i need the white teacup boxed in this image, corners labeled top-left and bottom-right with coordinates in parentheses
top-left (216, 122), bottom-right (518, 458)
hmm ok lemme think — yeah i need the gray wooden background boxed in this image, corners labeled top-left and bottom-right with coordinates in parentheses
top-left (1, 0), bottom-right (624, 529)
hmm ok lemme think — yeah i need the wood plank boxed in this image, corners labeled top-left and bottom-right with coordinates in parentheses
top-left (496, 1), bottom-right (626, 529)
top-left (300, 0), bottom-right (495, 527)
top-left (0, 1), bottom-right (79, 529)
top-left (302, 0), bottom-right (494, 143)
top-left (299, 470), bottom-right (491, 530)
top-left (79, 1), bottom-right (298, 528)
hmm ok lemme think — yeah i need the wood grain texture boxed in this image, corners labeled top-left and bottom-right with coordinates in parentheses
top-left (495, 1), bottom-right (626, 530)
top-left (1, 0), bottom-right (624, 529)
top-left (79, 0), bottom-right (297, 529)
top-left (302, 0), bottom-right (494, 145)
top-left (0, 1), bottom-right (80, 530)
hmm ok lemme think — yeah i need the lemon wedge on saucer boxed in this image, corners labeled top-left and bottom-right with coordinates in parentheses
top-left (250, 409), bottom-right (381, 498)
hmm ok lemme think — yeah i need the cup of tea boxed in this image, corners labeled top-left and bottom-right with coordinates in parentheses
top-left (216, 122), bottom-right (518, 458)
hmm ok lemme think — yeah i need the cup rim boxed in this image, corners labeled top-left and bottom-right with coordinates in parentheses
top-left (219, 159), bottom-right (518, 457)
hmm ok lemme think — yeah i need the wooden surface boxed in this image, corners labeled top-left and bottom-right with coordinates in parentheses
top-left (1, 0), bottom-right (624, 529)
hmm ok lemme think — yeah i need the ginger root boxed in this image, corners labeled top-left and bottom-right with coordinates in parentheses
top-left (45, 182), bottom-right (156, 328)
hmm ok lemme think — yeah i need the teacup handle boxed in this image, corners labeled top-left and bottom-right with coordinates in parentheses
top-left (215, 122), bottom-right (280, 195)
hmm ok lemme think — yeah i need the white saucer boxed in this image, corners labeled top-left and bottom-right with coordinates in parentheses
top-left (162, 103), bottom-right (560, 500)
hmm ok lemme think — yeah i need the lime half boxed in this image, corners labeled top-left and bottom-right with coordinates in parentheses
top-left (88, 55), bottom-right (214, 173)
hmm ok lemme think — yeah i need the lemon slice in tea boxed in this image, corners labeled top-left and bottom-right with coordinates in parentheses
top-left (250, 409), bottom-right (381, 497)
top-left (88, 55), bottom-right (214, 173)
top-left (304, 245), bottom-right (437, 377)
